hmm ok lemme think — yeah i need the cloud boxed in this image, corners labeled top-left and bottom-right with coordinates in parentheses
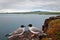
top-left (0, 0), bottom-right (60, 12)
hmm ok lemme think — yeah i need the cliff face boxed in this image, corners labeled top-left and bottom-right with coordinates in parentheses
top-left (42, 16), bottom-right (60, 33)
top-left (42, 16), bottom-right (60, 40)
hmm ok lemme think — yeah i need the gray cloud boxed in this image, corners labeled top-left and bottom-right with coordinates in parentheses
top-left (0, 0), bottom-right (60, 11)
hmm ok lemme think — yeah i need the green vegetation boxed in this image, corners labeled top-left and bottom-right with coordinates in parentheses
top-left (0, 11), bottom-right (60, 14)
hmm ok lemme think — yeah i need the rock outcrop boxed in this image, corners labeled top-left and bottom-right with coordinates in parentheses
top-left (8, 30), bottom-right (40, 40)
top-left (42, 16), bottom-right (60, 33)
top-left (42, 16), bottom-right (60, 40)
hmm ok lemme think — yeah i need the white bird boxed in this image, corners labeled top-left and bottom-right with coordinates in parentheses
top-left (8, 25), bottom-right (25, 38)
top-left (28, 24), bottom-right (47, 37)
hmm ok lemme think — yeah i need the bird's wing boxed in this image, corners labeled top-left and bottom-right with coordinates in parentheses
top-left (16, 28), bottom-right (24, 34)
top-left (9, 28), bottom-right (24, 35)
top-left (31, 27), bottom-right (43, 34)
top-left (31, 27), bottom-right (40, 32)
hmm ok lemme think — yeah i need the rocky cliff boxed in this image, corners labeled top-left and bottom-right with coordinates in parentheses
top-left (42, 16), bottom-right (60, 40)
top-left (42, 16), bottom-right (60, 33)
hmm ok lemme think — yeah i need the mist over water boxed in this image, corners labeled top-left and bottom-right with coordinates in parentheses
top-left (0, 14), bottom-right (58, 40)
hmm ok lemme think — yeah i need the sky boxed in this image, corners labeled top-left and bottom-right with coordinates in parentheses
top-left (0, 0), bottom-right (60, 12)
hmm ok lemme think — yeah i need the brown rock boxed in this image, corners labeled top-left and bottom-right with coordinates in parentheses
top-left (42, 16), bottom-right (60, 32)
top-left (42, 16), bottom-right (60, 40)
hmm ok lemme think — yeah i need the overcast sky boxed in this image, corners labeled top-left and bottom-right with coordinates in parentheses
top-left (0, 0), bottom-right (60, 12)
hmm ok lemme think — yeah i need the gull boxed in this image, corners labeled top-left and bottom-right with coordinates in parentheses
top-left (28, 24), bottom-right (47, 37)
top-left (8, 25), bottom-right (25, 38)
